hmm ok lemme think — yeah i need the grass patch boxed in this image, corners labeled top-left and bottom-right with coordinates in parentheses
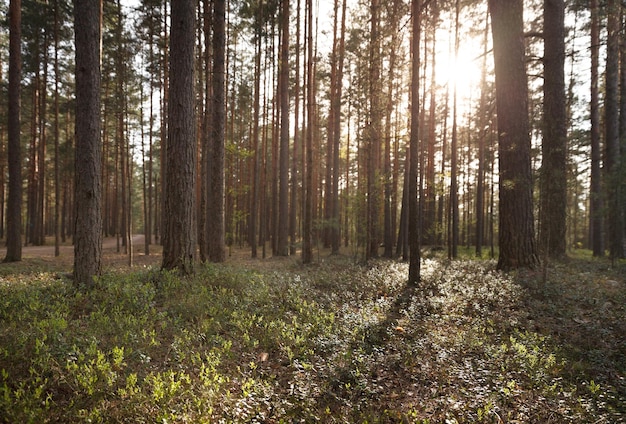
top-left (0, 255), bottom-right (624, 422)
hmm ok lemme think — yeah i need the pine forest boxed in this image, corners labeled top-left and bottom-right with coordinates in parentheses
top-left (0, 0), bottom-right (624, 422)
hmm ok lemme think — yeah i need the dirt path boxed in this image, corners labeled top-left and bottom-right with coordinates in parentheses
top-left (0, 235), bottom-right (164, 270)
top-left (0, 235), bottom-right (145, 257)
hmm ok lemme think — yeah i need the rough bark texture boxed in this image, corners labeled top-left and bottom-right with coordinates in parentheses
top-left (162, 0), bottom-right (197, 274)
top-left (367, 0), bottom-right (381, 260)
top-left (489, 0), bottom-right (539, 270)
top-left (605, 0), bottom-right (623, 260)
top-left (73, 0), bottom-right (103, 286)
top-left (539, 0), bottom-right (567, 258)
top-left (207, 0), bottom-right (226, 262)
top-left (5, 0), bottom-right (22, 263)
top-left (408, 0), bottom-right (421, 286)
top-left (277, 0), bottom-right (290, 256)
top-left (589, 0), bottom-right (603, 256)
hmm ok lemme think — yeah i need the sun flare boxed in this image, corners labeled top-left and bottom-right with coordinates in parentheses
top-left (433, 14), bottom-right (490, 112)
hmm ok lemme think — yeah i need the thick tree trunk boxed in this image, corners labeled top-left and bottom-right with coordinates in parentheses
top-left (366, 0), bottom-right (382, 260)
top-left (73, 0), bottom-right (103, 286)
top-left (605, 0), bottom-right (623, 260)
top-left (162, 0), bottom-right (197, 274)
top-left (207, 0), bottom-right (226, 262)
top-left (5, 0), bottom-right (22, 263)
top-left (408, 0), bottom-right (421, 286)
top-left (489, 0), bottom-right (539, 270)
top-left (539, 0), bottom-right (567, 259)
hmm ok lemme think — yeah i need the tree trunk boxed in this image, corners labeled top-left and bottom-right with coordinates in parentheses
top-left (290, 0), bottom-right (302, 255)
top-left (367, 0), bottom-right (382, 260)
top-left (605, 0), bottom-right (623, 260)
top-left (408, 0), bottom-right (421, 286)
top-left (383, 0), bottom-right (400, 258)
top-left (250, 11), bottom-right (262, 258)
top-left (475, 10), bottom-right (489, 258)
top-left (424, 5), bottom-right (438, 246)
top-left (277, 0), bottom-right (290, 256)
top-left (73, 0), bottom-right (103, 286)
top-left (589, 0), bottom-right (603, 256)
top-left (449, 0), bottom-right (460, 259)
top-left (539, 0), bottom-right (568, 259)
top-left (54, 0), bottom-right (60, 257)
top-left (207, 0), bottom-right (226, 262)
top-left (489, 0), bottom-right (539, 270)
top-left (302, 0), bottom-right (314, 264)
top-left (324, 0), bottom-right (339, 251)
top-left (5, 0), bottom-right (22, 263)
top-left (162, 0), bottom-right (197, 274)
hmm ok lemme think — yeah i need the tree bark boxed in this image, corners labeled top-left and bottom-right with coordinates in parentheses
top-left (277, 0), bottom-right (290, 256)
top-left (73, 0), bottom-right (103, 286)
top-left (475, 10), bottom-right (489, 258)
top-left (162, 0), bottom-right (197, 274)
top-left (408, 0), bottom-right (421, 286)
top-left (54, 0), bottom-right (60, 257)
top-left (207, 0), bottom-right (226, 262)
top-left (589, 0), bottom-right (603, 256)
top-left (302, 0), bottom-right (314, 264)
top-left (489, 0), bottom-right (539, 270)
top-left (5, 0), bottom-right (22, 263)
top-left (367, 0), bottom-right (382, 260)
top-left (539, 0), bottom-right (567, 259)
top-left (605, 0), bottom-right (623, 260)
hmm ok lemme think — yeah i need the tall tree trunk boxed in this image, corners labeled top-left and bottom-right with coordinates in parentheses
top-left (367, 0), bottom-right (382, 260)
top-left (158, 2), bottom-right (169, 246)
top-left (207, 0), bottom-right (226, 262)
top-left (277, 0), bottom-right (290, 256)
top-left (605, 0), bottom-right (623, 260)
top-left (437, 84), bottom-right (449, 246)
top-left (54, 0), bottom-right (60, 257)
top-left (5, 0), bottom-right (22, 262)
top-left (332, 0), bottom-right (347, 254)
top-left (408, 0), bottom-right (421, 286)
top-left (302, 0), bottom-right (314, 264)
top-left (162, 0), bottom-right (197, 274)
top-left (589, 0), bottom-right (603, 256)
top-left (539, 0), bottom-right (567, 259)
top-left (117, 0), bottom-right (127, 253)
top-left (383, 0), bottom-right (400, 258)
top-left (489, 0), bottom-right (539, 270)
top-left (424, 5), bottom-right (438, 246)
top-left (37, 33), bottom-right (48, 245)
top-left (475, 10), bottom-right (489, 257)
top-left (73, 0), bottom-right (103, 286)
top-left (250, 9), bottom-right (262, 258)
top-left (324, 0), bottom-right (339, 250)
top-left (449, 0), bottom-right (460, 259)
top-left (290, 0), bottom-right (302, 255)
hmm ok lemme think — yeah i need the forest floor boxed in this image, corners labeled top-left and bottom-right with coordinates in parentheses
top-left (0, 242), bottom-right (624, 423)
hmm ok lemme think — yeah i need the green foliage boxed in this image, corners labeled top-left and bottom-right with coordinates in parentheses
top-left (0, 257), bottom-right (624, 422)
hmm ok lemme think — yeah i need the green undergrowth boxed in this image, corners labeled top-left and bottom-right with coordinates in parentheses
top-left (0, 254), bottom-right (624, 423)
